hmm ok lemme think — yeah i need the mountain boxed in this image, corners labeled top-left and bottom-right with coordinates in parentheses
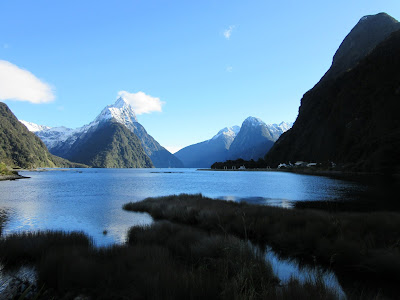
top-left (265, 13), bottom-right (400, 173)
top-left (323, 12), bottom-right (400, 81)
top-left (175, 119), bottom-right (292, 167)
top-left (22, 97), bottom-right (183, 168)
top-left (228, 117), bottom-right (292, 161)
top-left (175, 126), bottom-right (240, 168)
top-left (0, 102), bottom-right (86, 169)
top-left (64, 121), bottom-right (153, 168)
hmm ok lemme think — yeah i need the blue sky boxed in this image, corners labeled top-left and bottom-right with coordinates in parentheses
top-left (1, 1), bottom-right (399, 153)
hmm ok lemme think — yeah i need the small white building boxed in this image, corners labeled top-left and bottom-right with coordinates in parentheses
top-left (239, 165), bottom-right (246, 170)
top-left (295, 161), bottom-right (307, 167)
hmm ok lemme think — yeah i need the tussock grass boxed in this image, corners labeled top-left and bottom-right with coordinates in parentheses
top-left (124, 194), bottom-right (400, 295)
top-left (0, 222), bottom-right (340, 299)
top-left (0, 231), bottom-right (92, 267)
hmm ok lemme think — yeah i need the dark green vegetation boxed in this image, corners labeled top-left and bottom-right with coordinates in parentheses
top-left (265, 14), bottom-right (400, 173)
top-left (65, 121), bottom-right (154, 168)
top-left (125, 194), bottom-right (400, 298)
top-left (0, 161), bottom-right (17, 175)
top-left (211, 158), bottom-right (269, 169)
top-left (0, 102), bottom-right (87, 169)
top-left (0, 225), bottom-right (338, 299)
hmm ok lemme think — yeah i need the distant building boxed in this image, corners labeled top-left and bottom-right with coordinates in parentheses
top-left (307, 163), bottom-right (317, 167)
top-left (295, 161), bottom-right (307, 167)
top-left (239, 165), bottom-right (246, 170)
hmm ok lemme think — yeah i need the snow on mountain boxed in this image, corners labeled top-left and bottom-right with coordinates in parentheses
top-left (20, 96), bottom-right (183, 167)
top-left (211, 126), bottom-right (240, 141)
top-left (240, 117), bottom-right (292, 142)
top-left (20, 120), bottom-right (51, 132)
top-left (267, 121), bottom-right (293, 140)
top-left (20, 97), bottom-right (138, 151)
top-left (20, 120), bottom-right (77, 149)
top-left (243, 116), bottom-right (265, 127)
top-left (94, 97), bottom-right (138, 126)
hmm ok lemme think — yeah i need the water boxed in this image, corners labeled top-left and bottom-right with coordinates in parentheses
top-left (0, 168), bottom-right (363, 297)
top-left (0, 168), bottom-right (364, 246)
top-left (265, 247), bottom-right (346, 298)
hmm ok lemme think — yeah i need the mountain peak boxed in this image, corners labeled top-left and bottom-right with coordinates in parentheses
top-left (113, 96), bottom-right (130, 108)
top-left (95, 97), bottom-right (138, 125)
top-left (243, 116), bottom-right (265, 127)
top-left (212, 125), bottom-right (240, 140)
top-left (20, 120), bottom-right (51, 132)
top-left (325, 12), bottom-right (400, 80)
top-left (359, 12), bottom-right (397, 24)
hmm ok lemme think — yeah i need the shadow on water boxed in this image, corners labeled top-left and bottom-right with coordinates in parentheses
top-left (295, 174), bottom-right (400, 212)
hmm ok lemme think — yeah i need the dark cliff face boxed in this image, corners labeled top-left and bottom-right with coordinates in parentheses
top-left (323, 12), bottom-right (400, 81)
top-left (265, 25), bottom-right (400, 173)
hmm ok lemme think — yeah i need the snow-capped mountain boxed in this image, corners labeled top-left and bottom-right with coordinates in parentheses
top-left (94, 97), bottom-right (138, 127)
top-left (227, 116), bottom-right (291, 161)
top-left (175, 117), bottom-right (292, 167)
top-left (21, 97), bottom-right (183, 168)
top-left (175, 125), bottom-right (241, 168)
top-left (211, 126), bottom-right (240, 141)
top-left (19, 120), bottom-right (51, 132)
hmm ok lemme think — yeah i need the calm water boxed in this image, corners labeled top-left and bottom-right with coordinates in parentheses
top-left (0, 168), bottom-right (362, 296)
top-left (0, 168), bottom-right (364, 246)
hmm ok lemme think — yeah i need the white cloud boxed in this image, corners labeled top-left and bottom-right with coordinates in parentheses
top-left (0, 60), bottom-right (54, 103)
top-left (226, 66), bottom-right (233, 72)
top-left (223, 25), bottom-right (235, 39)
top-left (118, 90), bottom-right (164, 115)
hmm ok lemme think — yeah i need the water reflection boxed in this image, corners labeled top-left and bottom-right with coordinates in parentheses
top-left (218, 196), bottom-right (294, 208)
top-left (265, 247), bottom-right (346, 299)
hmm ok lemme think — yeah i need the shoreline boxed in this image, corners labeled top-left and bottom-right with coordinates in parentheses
top-left (0, 174), bottom-right (30, 181)
top-left (198, 168), bottom-right (400, 183)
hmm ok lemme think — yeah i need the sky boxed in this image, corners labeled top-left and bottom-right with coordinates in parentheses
top-left (0, 1), bottom-right (399, 153)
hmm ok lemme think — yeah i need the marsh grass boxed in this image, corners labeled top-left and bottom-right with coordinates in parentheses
top-left (0, 222), bottom-right (340, 299)
top-left (123, 194), bottom-right (400, 295)
top-left (0, 231), bottom-right (92, 267)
